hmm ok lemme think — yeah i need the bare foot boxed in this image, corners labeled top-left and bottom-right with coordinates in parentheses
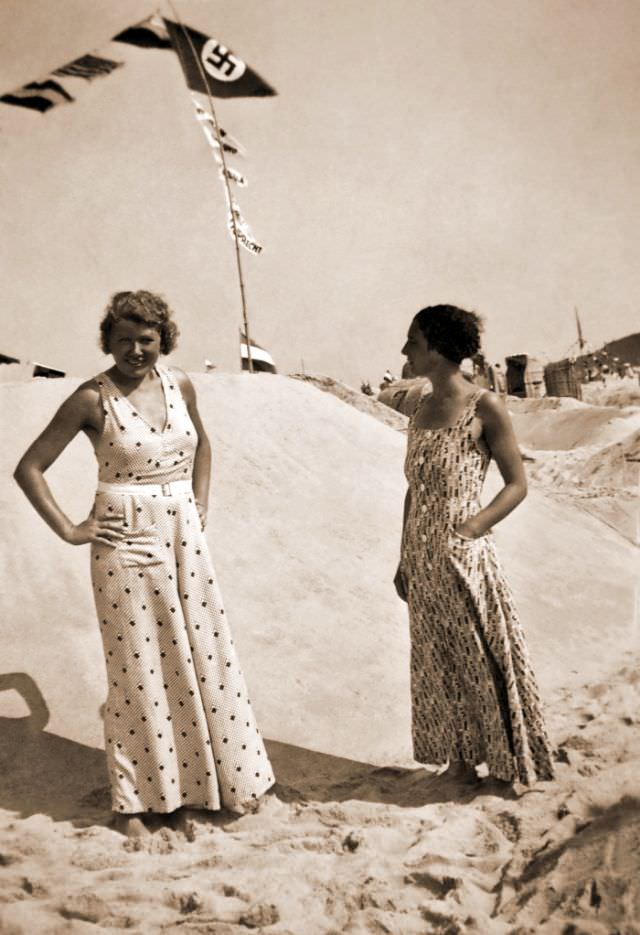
top-left (172, 807), bottom-right (203, 841)
top-left (113, 813), bottom-right (150, 838)
top-left (237, 786), bottom-right (280, 816)
top-left (445, 760), bottom-right (478, 783)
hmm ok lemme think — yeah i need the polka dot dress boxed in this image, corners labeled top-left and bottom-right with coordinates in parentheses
top-left (401, 387), bottom-right (554, 785)
top-left (90, 367), bottom-right (274, 814)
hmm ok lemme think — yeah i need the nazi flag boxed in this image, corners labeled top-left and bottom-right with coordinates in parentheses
top-left (164, 18), bottom-right (276, 98)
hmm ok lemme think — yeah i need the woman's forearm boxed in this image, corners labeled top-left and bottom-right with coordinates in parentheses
top-left (472, 481), bottom-right (527, 535)
top-left (14, 463), bottom-right (75, 542)
top-left (398, 487), bottom-right (412, 563)
top-left (402, 487), bottom-right (412, 531)
top-left (192, 437), bottom-right (212, 508)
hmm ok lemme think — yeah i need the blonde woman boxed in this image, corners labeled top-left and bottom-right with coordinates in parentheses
top-left (15, 291), bottom-right (274, 836)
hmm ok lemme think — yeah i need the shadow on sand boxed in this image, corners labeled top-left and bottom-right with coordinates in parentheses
top-left (265, 738), bottom-right (517, 807)
top-left (0, 673), bottom-right (111, 827)
top-left (0, 674), bottom-right (513, 829)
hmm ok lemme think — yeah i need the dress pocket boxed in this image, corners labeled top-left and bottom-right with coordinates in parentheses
top-left (116, 524), bottom-right (164, 567)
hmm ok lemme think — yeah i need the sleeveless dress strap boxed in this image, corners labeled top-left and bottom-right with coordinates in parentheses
top-left (459, 388), bottom-right (488, 428)
top-left (96, 371), bottom-right (120, 399)
top-left (405, 382), bottom-right (429, 425)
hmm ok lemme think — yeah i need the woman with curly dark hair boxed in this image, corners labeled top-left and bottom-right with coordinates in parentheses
top-left (396, 304), bottom-right (554, 787)
top-left (14, 291), bottom-right (275, 836)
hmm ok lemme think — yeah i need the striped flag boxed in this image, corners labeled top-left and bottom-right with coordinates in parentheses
top-left (113, 15), bottom-right (171, 49)
top-left (164, 18), bottom-right (276, 99)
top-left (240, 333), bottom-right (276, 373)
top-left (53, 54), bottom-right (123, 81)
top-left (1, 78), bottom-right (73, 113)
top-left (2, 53), bottom-right (122, 113)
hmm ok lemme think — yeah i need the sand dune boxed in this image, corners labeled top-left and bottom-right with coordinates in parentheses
top-left (581, 376), bottom-right (640, 409)
top-left (508, 398), bottom-right (640, 452)
top-left (578, 428), bottom-right (640, 489)
top-left (506, 389), bottom-right (639, 546)
top-left (1, 373), bottom-right (639, 933)
top-left (289, 373), bottom-right (409, 432)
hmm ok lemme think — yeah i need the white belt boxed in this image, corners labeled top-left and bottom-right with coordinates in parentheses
top-left (96, 479), bottom-right (193, 497)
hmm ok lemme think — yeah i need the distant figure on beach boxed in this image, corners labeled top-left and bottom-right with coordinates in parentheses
top-left (460, 359), bottom-right (475, 384)
top-left (379, 368), bottom-right (397, 390)
top-left (489, 362), bottom-right (507, 396)
top-left (14, 291), bottom-right (274, 837)
top-left (395, 304), bottom-right (554, 786)
top-left (471, 352), bottom-right (491, 389)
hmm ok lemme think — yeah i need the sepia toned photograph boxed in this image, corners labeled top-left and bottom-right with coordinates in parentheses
top-left (1, 1), bottom-right (638, 932)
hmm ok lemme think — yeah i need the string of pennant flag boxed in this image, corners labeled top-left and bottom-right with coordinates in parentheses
top-left (1, 15), bottom-right (275, 110)
top-left (191, 98), bottom-right (262, 255)
top-left (1, 14), bottom-right (275, 257)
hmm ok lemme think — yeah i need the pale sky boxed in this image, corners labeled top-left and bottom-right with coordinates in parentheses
top-left (1, 0), bottom-right (638, 386)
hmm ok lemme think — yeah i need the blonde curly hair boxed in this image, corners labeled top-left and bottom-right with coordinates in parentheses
top-left (99, 291), bottom-right (179, 355)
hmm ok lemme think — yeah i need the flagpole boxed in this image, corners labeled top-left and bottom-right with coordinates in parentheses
top-left (575, 306), bottom-right (585, 355)
top-left (164, 0), bottom-right (254, 373)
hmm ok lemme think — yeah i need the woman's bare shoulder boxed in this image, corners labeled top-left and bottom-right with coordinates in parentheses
top-left (73, 376), bottom-right (103, 404)
top-left (55, 377), bottom-right (103, 425)
top-left (477, 389), bottom-right (505, 411)
top-left (168, 365), bottom-right (189, 383)
top-left (76, 375), bottom-right (103, 393)
top-left (169, 367), bottom-right (196, 400)
top-left (476, 389), bottom-right (512, 426)
top-left (405, 384), bottom-right (430, 414)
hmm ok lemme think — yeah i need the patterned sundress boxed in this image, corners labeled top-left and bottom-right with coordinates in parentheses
top-left (401, 387), bottom-right (554, 784)
top-left (90, 366), bottom-right (274, 814)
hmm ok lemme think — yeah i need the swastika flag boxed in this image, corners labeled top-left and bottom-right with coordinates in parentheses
top-left (164, 18), bottom-right (276, 99)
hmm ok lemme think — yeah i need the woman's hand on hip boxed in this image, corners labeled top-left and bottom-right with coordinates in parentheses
top-left (64, 513), bottom-right (125, 547)
top-left (454, 516), bottom-right (489, 540)
top-left (196, 500), bottom-right (208, 531)
top-left (394, 564), bottom-right (408, 602)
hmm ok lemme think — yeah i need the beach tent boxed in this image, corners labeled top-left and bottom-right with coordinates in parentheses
top-left (544, 360), bottom-right (583, 399)
top-left (505, 355), bottom-right (545, 398)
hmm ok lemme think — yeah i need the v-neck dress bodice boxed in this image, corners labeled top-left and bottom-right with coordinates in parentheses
top-left (94, 368), bottom-right (195, 486)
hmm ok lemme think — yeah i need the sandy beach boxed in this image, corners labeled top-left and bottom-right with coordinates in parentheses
top-left (1, 374), bottom-right (638, 934)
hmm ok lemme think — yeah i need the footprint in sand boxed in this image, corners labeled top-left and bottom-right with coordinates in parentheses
top-left (403, 869), bottom-right (460, 899)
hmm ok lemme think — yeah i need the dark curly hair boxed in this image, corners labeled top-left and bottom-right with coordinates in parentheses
top-left (414, 304), bottom-right (483, 364)
top-left (99, 291), bottom-right (179, 356)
